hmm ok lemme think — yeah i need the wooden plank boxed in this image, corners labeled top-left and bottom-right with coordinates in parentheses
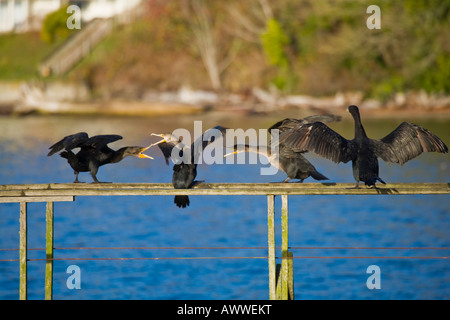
top-left (0, 196), bottom-right (74, 203)
top-left (1, 183), bottom-right (448, 197)
top-left (0, 182), bottom-right (449, 190)
top-left (0, 182), bottom-right (447, 190)
top-left (267, 195), bottom-right (276, 300)
top-left (281, 195), bottom-right (289, 300)
top-left (1, 187), bottom-right (448, 197)
top-left (19, 202), bottom-right (27, 300)
top-left (45, 202), bottom-right (54, 300)
top-left (193, 182), bottom-right (450, 190)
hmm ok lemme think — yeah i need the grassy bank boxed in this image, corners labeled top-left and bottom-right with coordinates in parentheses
top-left (0, 32), bottom-right (64, 80)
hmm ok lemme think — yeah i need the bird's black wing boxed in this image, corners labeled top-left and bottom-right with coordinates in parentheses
top-left (278, 145), bottom-right (304, 159)
top-left (302, 114), bottom-right (342, 124)
top-left (47, 132), bottom-right (89, 156)
top-left (269, 115), bottom-right (342, 154)
top-left (269, 115), bottom-right (342, 135)
top-left (371, 122), bottom-right (448, 165)
top-left (80, 134), bottom-right (123, 150)
top-left (199, 125), bottom-right (228, 149)
top-left (191, 126), bottom-right (228, 163)
top-left (158, 142), bottom-right (181, 165)
top-left (279, 122), bottom-right (356, 164)
top-left (268, 118), bottom-right (296, 134)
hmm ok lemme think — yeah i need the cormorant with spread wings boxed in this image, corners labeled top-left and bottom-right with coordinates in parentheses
top-left (48, 132), bottom-right (152, 183)
top-left (278, 105), bottom-right (448, 188)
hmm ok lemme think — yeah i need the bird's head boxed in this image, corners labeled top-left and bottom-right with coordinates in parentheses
top-left (347, 105), bottom-right (359, 116)
top-left (347, 105), bottom-right (363, 123)
top-left (150, 133), bottom-right (182, 145)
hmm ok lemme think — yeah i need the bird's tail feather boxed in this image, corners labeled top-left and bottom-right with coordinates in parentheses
top-left (174, 195), bottom-right (190, 208)
top-left (311, 170), bottom-right (328, 181)
top-left (364, 177), bottom-right (386, 186)
top-left (377, 177), bottom-right (386, 184)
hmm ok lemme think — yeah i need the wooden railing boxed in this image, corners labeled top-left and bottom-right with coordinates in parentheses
top-left (1, 182), bottom-right (449, 300)
top-left (39, 18), bottom-right (113, 76)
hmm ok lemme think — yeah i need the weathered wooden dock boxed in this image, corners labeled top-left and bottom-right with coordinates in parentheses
top-left (1, 182), bottom-right (449, 300)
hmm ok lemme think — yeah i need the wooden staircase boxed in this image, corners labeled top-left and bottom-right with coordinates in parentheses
top-left (39, 18), bottom-right (113, 76)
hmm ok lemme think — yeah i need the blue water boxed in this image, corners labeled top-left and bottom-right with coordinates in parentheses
top-left (0, 114), bottom-right (449, 300)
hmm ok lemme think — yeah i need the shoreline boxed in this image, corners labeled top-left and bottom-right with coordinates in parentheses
top-left (2, 100), bottom-right (450, 120)
top-left (1, 81), bottom-right (449, 119)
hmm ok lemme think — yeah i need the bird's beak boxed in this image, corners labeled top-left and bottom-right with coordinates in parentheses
top-left (138, 146), bottom-right (154, 159)
top-left (139, 153), bottom-right (153, 159)
top-left (150, 133), bottom-right (167, 145)
top-left (151, 133), bottom-right (164, 139)
top-left (139, 134), bottom-right (167, 156)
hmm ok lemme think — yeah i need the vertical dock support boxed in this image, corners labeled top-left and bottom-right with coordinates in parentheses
top-left (281, 194), bottom-right (289, 300)
top-left (19, 202), bottom-right (27, 300)
top-left (267, 195), bottom-right (276, 300)
top-left (275, 263), bottom-right (282, 300)
top-left (288, 251), bottom-right (294, 299)
top-left (45, 202), bottom-right (54, 300)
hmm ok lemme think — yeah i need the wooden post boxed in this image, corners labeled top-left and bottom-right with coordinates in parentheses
top-left (19, 202), bottom-right (27, 300)
top-left (288, 251), bottom-right (294, 300)
top-left (281, 194), bottom-right (289, 300)
top-left (275, 263), bottom-right (281, 300)
top-left (45, 202), bottom-right (54, 300)
top-left (267, 195), bottom-right (276, 300)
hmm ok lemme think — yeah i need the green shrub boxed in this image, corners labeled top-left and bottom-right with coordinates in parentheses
top-left (260, 18), bottom-right (289, 68)
top-left (41, 5), bottom-right (73, 43)
top-left (260, 18), bottom-right (297, 91)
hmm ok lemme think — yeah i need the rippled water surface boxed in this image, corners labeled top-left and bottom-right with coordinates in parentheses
top-left (0, 112), bottom-right (449, 300)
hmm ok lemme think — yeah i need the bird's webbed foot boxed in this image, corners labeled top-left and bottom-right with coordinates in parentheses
top-left (271, 177), bottom-right (291, 183)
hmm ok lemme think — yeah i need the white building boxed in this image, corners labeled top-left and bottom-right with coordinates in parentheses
top-left (0, 0), bottom-right (142, 33)
top-left (76, 0), bottom-right (142, 22)
top-left (0, 0), bottom-right (63, 33)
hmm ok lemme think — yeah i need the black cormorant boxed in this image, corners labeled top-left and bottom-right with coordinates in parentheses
top-left (224, 115), bottom-right (340, 182)
top-left (48, 132), bottom-right (153, 183)
top-left (278, 105), bottom-right (448, 188)
top-left (150, 126), bottom-right (228, 208)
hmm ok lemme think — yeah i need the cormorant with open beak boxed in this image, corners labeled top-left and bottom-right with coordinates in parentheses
top-left (48, 132), bottom-right (153, 183)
